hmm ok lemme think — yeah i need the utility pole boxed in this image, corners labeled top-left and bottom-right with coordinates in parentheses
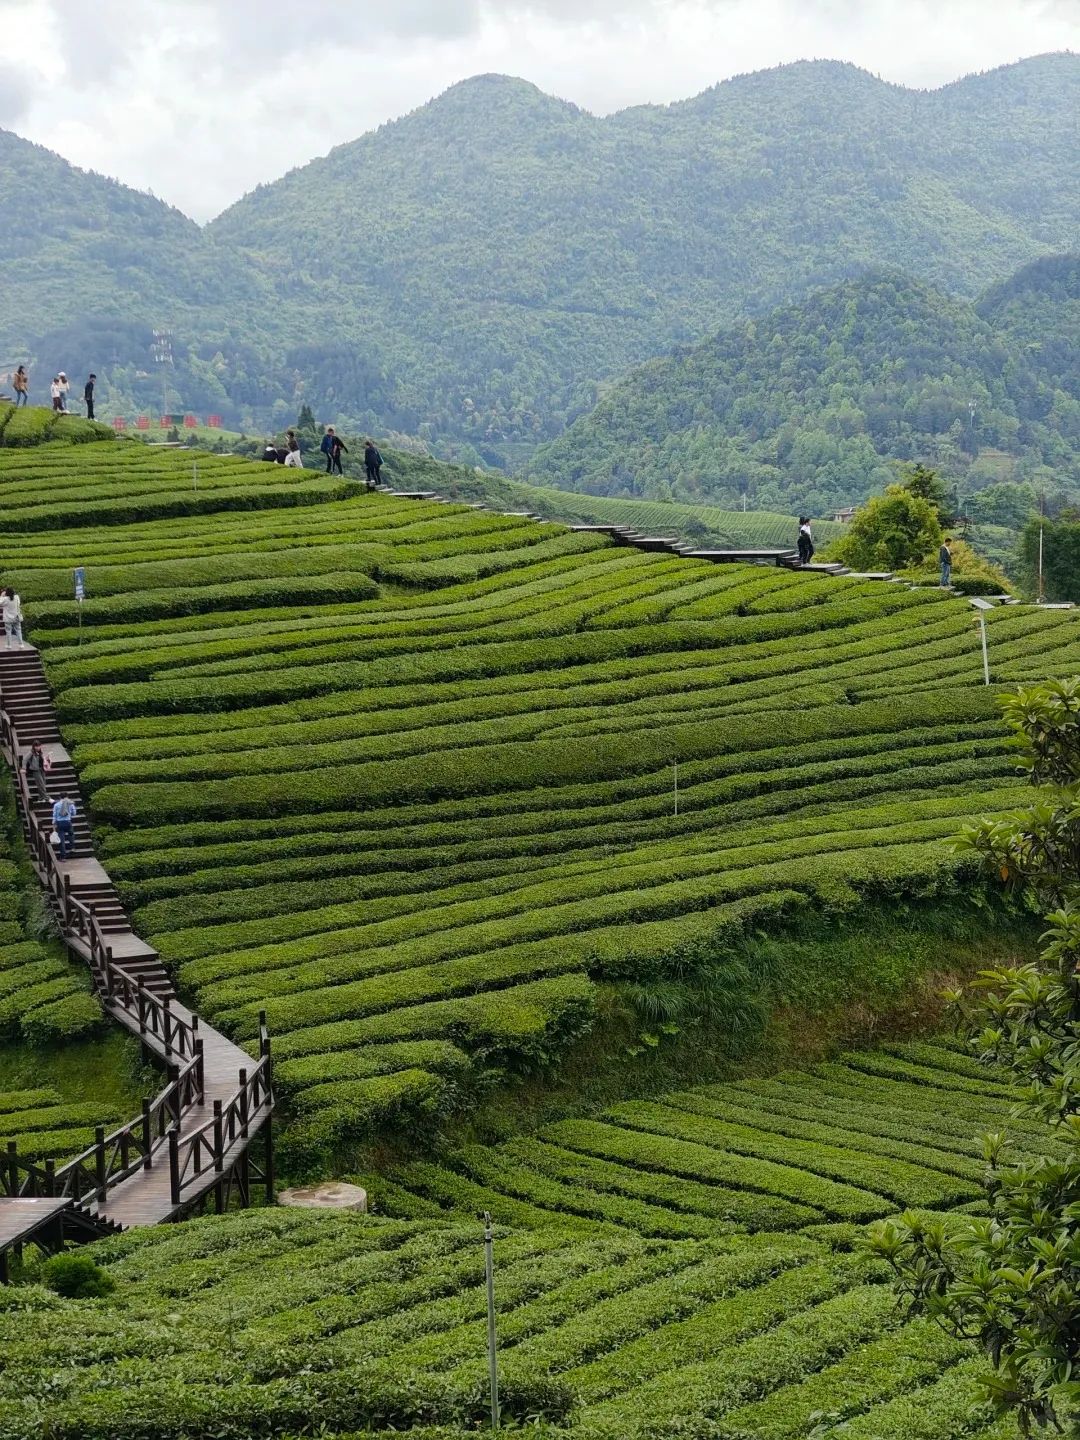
top-left (1038, 492), bottom-right (1046, 604)
top-left (483, 1213), bottom-right (500, 1429)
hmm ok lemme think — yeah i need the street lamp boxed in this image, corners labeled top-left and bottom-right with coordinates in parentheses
top-left (969, 597), bottom-right (993, 686)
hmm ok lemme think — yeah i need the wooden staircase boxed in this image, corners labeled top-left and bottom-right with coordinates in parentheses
top-left (0, 646), bottom-right (275, 1253)
top-left (0, 648), bottom-right (172, 997)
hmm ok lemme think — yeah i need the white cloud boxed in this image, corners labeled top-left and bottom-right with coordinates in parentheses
top-left (2, 0), bottom-right (1077, 219)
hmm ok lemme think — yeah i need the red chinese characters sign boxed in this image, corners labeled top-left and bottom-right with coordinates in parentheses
top-left (136, 416), bottom-right (150, 430)
top-left (207, 415), bottom-right (223, 429)
top-left (111, 416), bottom-right (127, 431)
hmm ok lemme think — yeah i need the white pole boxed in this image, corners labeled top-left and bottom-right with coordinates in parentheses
top-left (1038, 500), bottom-right (1045, 604)
top-left (980, 616), bottom-right (990, 686)
top-left (193, 460), bottom-right (199, 491)
top-left (483, 1212), bottom-right (500, 1429)
top-left (674, 761), bottom-right (678, 817)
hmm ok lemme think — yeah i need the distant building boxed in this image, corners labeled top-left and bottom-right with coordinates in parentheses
top-left (832, 506), bottom-right (857, 523)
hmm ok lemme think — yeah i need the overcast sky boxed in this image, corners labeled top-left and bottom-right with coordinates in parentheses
top-left (0, 0), bottom-right (1076, 221)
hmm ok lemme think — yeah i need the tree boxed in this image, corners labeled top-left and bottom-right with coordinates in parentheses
top-left (826, 484), bottom-right (942, 572)
top-left (866, 677), bottom-right (1080, 1435)
top-left (901, 461), bottom-right (951, 521)
top-left (1020, 511), bottom-right (1080, 603)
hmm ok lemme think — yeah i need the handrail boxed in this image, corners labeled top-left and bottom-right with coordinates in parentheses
top-left (0, 664), bottom-right (274, 1222)
top-left (1, 699), bottom-right (198, 1062)
top-left (1, 1048), bottom-right (203, 1205)
top-left (169, 1024), bottom-right (273, 1207)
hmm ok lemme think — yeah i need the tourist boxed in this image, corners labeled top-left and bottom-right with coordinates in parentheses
top-left (261, 441), bottom-right (279, 463)
top-left (84, 373), bottom-right (96, 420)
top-left (320, 426), bottom-right (336, 473)
top-left (58, 373), bottom-right (70, 412)
top-left (24, 743), bottom-right (50, 807)
top-left (364, 439), bottom-right (383, 490)
top-left (50, 377), bottom-right (62, 413)
top-left (797, 517), bottom-right (815, 565)
top-left (12, 366), bottom-right (28, 407)
top-left (940, 538), bottom-right (953, 588)
top-left (0, 588), bottom-right (23, 648)
top-left (284, 440), bottom-right (304, 468)
top-left (330, 432), bottom-right (348, 475)
top-left (51, 795), bottom-right (77, 860)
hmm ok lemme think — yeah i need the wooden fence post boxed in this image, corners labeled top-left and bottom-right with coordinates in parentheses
top-left (94, 1125), bottom-right (106, 1201)
top-left (168, 1128), bottom-right (180, 1207)
top-left (142, 1099), bottom-right (152, 1170)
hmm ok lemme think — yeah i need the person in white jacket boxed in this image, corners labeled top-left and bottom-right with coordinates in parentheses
top-left (1, 589), bottom-right (24, 648)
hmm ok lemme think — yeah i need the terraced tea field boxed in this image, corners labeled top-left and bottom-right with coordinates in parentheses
top-left (0, 1041), bottom-right (1031, 1439)
top-left (3, 437), bottom-right (1080, 1150)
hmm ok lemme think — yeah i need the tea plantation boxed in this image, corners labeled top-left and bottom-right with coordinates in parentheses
top-left (3, 433), bottom-right (1080, 1154)
top-left (0, 1041), bottom-right (1035, 1440)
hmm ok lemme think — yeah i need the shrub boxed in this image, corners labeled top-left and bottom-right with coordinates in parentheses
top-left (40, 1253), bottom-right (115, 1299)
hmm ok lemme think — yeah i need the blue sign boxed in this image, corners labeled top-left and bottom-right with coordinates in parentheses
top-left (73, 566), bottom-right (85, 602)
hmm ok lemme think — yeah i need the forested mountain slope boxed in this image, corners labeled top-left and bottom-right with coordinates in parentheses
top-left (1, 55), bottom-right (1078, 458)
top-left (526, 259), bottom-right (1080, 515)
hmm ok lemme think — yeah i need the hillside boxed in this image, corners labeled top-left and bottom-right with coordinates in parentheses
top-left (2, 55), bottom-right (1079, 456)
top-left (0, 437), bottom-right (1075, 1162)
top-left (0, 1040), bottom-right (1047, 1439)
top-left (527, 261), bottom-right (1080, 515)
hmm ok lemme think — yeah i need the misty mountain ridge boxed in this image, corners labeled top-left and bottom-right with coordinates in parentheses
top-left (0, 52), bottom-right (1077, 466)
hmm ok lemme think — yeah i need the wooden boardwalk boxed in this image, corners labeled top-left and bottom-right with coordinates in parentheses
top-left (0, 647), bottom-right (273, 1242)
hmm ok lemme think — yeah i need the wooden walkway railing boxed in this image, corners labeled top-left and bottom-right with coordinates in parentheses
top-left (0, 648), bottom-right (274, 1249)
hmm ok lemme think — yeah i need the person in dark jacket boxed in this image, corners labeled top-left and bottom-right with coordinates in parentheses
top-left (797, 517), bottom-right (814, 565)
top-left (364, 439), bottom-right (383, 490)
top-left (84, 374), bottom-right (96, 420)
top-left (940, 539), bottom-right (953, 588)
top-left (25, 742), bottom-right (50, 807)
top-left (330, 433), bottom-right (348, 475)
top-left (320, 427), bottom-right (336, 473)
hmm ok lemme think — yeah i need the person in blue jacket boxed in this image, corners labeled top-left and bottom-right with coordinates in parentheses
top-left (320, 426), bottom-right (336, 473)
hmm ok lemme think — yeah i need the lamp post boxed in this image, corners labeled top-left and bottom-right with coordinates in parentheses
top-left (970, 598), bottom-right (993, 686)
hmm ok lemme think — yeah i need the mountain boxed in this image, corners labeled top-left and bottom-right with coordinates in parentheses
top-left (522, 258), bottom-right (1080, 516)
top-left (1, 55), bottom-right (1078, 454)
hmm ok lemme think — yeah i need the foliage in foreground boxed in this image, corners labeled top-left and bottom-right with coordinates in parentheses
top-left (866, 677), bottom-right (1080, 1434)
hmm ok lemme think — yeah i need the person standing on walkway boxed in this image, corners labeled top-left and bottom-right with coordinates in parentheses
top-left (25, 742), bottom-right (50, 807)
top-left (0, 588), bottom-right (23, 648)
top-left (364, 439), bottom-right (383, 490)
top-left (13, 366), bottom-right (28, 407)
top-left (50, 377), bottom-right (62, 413)
top-left (330, 432), bottom-right (348, 475)
top-left (58, 373), bottom-right (70, 412)
top-left (797, 517), bottom-right (815, 565)
top-left (52, 796), bottom-right (77, 860)
top-left (84, 373), bottom-right (96, 420)
top-left (320, 426), bottom-right (336, 473)
top-left (940, 538), bottom-right (953, 588)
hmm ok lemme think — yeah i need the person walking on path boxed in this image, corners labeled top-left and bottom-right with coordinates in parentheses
top-left (58, 373), bottom-right (70, 412)
top-left (51, 796), bottom-right (77, 860)
top-left (25, 742), bottom-right (51, 807)
top-left (83, 373), bottom-right (96, 420)
top-left (12, 366), bottom-right (28, 407)
top-left (284, 439), bottom-right (304, 468)
top-left (1, 588), bottom-right (23, 648)
top-left (320, 426), bottom-right (336, 473)
top-left (364, 439), bottom-right (383, 490)
top-left (330, 433), bottom-right (348, 475)
top-left (940, 538), bottom-right (953, 588)
top-left (797, 517), bottom-right (814, 565)
top-left (50, 377), bottom-right (63, 413)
